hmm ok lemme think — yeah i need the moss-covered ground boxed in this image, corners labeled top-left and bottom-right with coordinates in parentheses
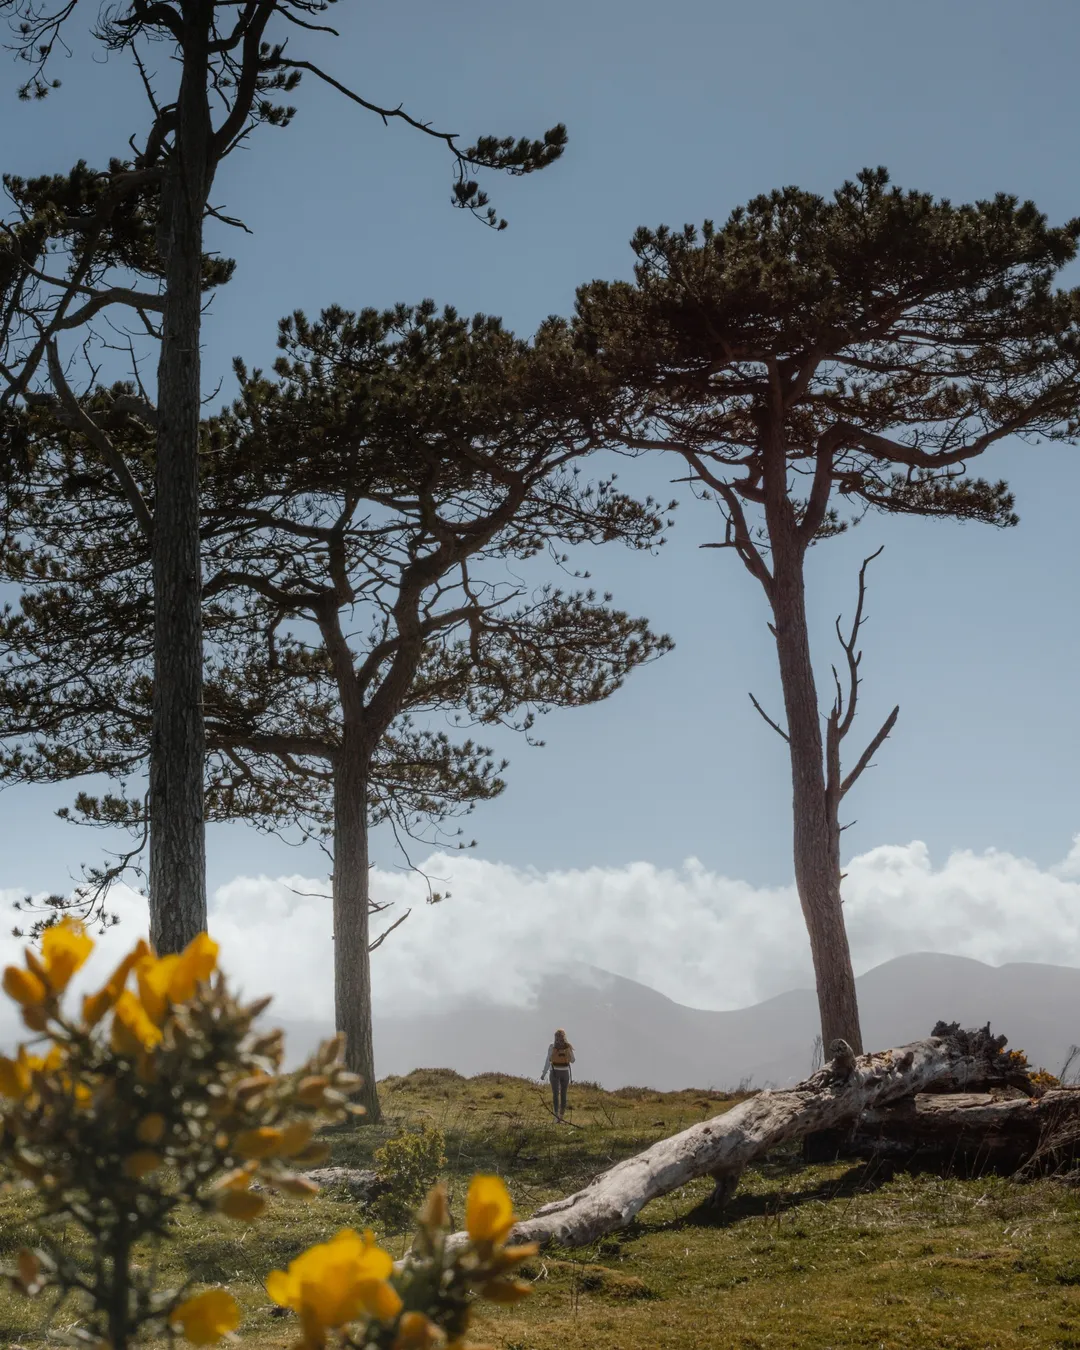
top-left (3, 1067), bottom-right (1080, 1347)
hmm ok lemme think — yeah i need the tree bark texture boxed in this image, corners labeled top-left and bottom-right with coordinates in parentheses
top-left (148, 0), bottom-right (212, 953)
top-left (769, 544), bottom-right (862, 1055)
top-left (448, 1027), bottom-right (1017, 1251)
top-left (333, 723), bottom-right (381, 1123)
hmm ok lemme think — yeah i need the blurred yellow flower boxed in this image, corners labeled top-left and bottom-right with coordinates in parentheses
top-left (393, 1311), bottom-right (444, 1349)
top-left (275, 1173), bottom-right (321, 1199)
top-left (122, 1150), bottom-right (162, 1179)
top-left (266, 1228), bottom-right (402, 1346)
top-left (169, 1288), bottom-right (240, 1345)
top-left (216, 1188), bottom-right (267, 1222)
top-left (68, 1078), bottom-right (93, 1110)
top-left (211, 1164), bottom-right (259, 1193)
top-left (278, 1120), bottom-right (314, 1156)
top-left (234, 1126), bottom-right (283, 1159)
top-left (136, 933), bottom-right (220, 1025)
top-left (110, 990), bottom-right (164, 1055)
top-left (0, 1047), bottom-right (34, 1099)
top-left (136, 953), bottom-right (179, 1025)
top-left (83, 940), bottom-right (150, 1027)
top-left (171, 932), bottom-right (219, 1001)
top-left (479, 1277), bottom-right (532, 1304)
top-left (39, 918), bottom-right (93, 994)
top-left (2, 965), bottom-right (48, 1010)
top-left (491, 1242), bottom-right (540, 1272)
top-left (419, 1182), bottom-right (450, 1231)
top-left (136, 1113), bottom-right (166, 1145)
top-left (465, 1175), bottom-right (516, 1245)
top-left (296, 1074), bottom-right (330, 1106)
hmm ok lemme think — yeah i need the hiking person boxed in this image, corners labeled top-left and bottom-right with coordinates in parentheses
top-left (540, 1028), bottom-right (575, 1122)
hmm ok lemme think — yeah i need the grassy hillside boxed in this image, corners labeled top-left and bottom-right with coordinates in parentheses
top-left (2, 1068), bottom-right (1080, 1348)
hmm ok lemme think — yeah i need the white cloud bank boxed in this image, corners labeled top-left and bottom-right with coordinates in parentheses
top-left (3, 835), bottom-right (1080, 1049)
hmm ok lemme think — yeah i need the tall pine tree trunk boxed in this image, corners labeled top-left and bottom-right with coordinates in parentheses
top-left (148, 0), bottom-right (211, 954)
top-left (770, 547), bottom-right (863, 1054)
top-left (333, 723), bottom-right (381, 1122)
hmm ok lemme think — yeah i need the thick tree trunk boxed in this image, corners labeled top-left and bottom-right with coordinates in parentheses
top-left (439, 1027), bottom-right (1019, 1252)
top-left (148, 1), bottom-right (212, 954)
top-left (771, 552), bottom-right (862, 1054)
top-left (333, 724), bottom-right (380, 1123)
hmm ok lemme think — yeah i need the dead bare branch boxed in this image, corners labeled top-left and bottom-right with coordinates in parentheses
top-left (748, 690), bottom-right (789, 742)
top-left (840, 703), bottom-right (900, 800)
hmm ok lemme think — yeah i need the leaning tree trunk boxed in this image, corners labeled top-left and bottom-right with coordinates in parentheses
top-left (148, 1), bottom-right (212, 954)
top-left (770, 546), bottom-right (862, 1054)
top-left (332, 724), bottom-right (381, 1122)
top-left (438, 1026), bottom-right (1020, 1252)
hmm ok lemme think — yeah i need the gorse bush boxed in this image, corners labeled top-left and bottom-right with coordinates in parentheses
top-left (373, 1124), bottom-right (447, 1232)
top-left (0, 919), bottom-right (535, 1348)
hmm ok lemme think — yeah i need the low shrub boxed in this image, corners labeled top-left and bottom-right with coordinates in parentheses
top-left (0, 919), bottom-right (536, 1349)
top-left (372, 1123), bottom-right (447, 1231)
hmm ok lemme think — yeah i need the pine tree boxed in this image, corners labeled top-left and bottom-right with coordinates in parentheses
top-left (574, 168), bottom-right (1080, 1052)
top-left (0, 0), bottom-right (567, 954)
top-left (0, 303), bottom-right (673, 1119)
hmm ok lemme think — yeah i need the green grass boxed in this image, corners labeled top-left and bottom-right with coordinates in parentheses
top-left (4, 1069), bottom-right (1080, 1348)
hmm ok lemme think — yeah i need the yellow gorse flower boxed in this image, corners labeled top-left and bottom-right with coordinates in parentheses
top-left (0, 1044), bottom-right (68, 1103)
top-left (479, 1277), bottom-right (532, 1304)
top-left (0, 1046), bottom-right (36, 1100)
top-left (265, 1228), bottom-right (402, 1346)
top-left (122, 1150), bottom-right (163, 1180)
top-left (2, 917), bottom-right (94, 1031)
top-left (137, 933), bottom-right (220, 1025)
top-left (136, 1113), bottom-right (166, 1145)
top-left (278, 1120), bottom-right (314, 1156)
top-left (464, 1175), bottom-right (516, 1245)
top-left (169, 1288), bottom-right (241, 1346)
top-left (2, 965), bottom-right (48, 1010)
top-left (110, 990), bottom-right (164, 1055)
top-left (39, 918), bottom-right (94, 994)
top-left (233, 1125), bottom-right (284, 1159)
top-left (216, 1188), bottom-right (267, 1222)
top-left (393, 1311), bottom-right (444, 1349)
top-left (171, 932), bottom-right (219, 1000)
top-left (83, 940), bottom-right (150, 1027)
top-left (135, 953), bottom-right (176, 1025)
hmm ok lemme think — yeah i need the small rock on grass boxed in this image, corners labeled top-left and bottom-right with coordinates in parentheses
top-left (304, 1166), bottom-right (381, 1200)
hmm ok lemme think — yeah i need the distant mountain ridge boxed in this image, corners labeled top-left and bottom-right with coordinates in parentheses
top-left (276, 953), bottom-right (1080, 1091)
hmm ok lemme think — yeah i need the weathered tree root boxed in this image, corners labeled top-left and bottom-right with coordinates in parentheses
top-left (454, 1025), bottom-right (1027, 1251)
top-left (849, 1087), bottom-right (1080, 1173)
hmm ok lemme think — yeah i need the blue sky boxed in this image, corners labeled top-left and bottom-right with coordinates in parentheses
top-left (3, 0), bottom-right (1080, 906)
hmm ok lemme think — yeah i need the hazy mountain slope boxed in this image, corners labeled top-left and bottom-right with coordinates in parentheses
top-left (277, 954), bottom-right (1080, 1090)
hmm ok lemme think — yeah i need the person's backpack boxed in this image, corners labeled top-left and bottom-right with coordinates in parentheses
top-left (550, 1043), bottom-right (572, 1067)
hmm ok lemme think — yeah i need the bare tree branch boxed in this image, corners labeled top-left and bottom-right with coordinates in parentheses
top-left (840, 703), bottom-right (899, 800)
top-left (368, 907), bottom-right (410, 952)
top-left (835, 545), bottom-right (884, 742)
top-left (748, 690), bottom-right (789, 742)
top-left (42, 342), bottom-right (154, 540)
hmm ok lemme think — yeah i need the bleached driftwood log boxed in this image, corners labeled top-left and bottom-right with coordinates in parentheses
top-left (849, 1087), bottom-right (1080, 1170)
top-left (469, 1025), bottom-right (1025, 1251)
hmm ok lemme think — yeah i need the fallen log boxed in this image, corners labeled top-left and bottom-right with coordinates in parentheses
top-left (459, 1024), bottom-right (1025, 1251)
top-left (848, 1087), bottom-right (1080, 1172)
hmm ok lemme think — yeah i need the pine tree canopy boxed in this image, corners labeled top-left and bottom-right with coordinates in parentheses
top-left (0, 303), bottom-right (672, 870)
top-left (573, 168), bottom-right (1080, 550)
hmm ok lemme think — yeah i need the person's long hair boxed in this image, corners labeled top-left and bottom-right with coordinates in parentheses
top-left (553, 1028), bottom-right (572, 1051)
